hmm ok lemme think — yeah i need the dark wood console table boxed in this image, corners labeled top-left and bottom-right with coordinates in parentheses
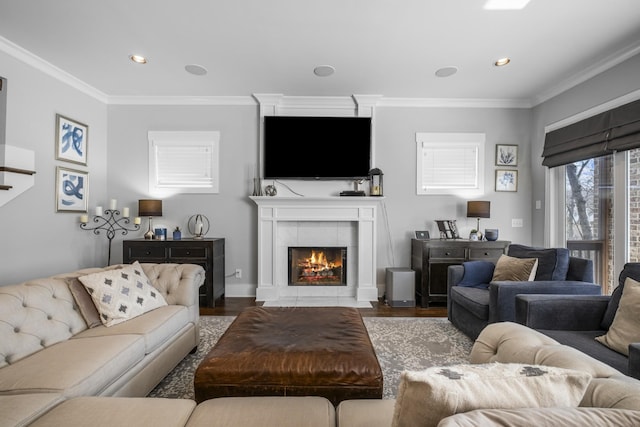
top-left (122, 238), bottom-right (225, 308)
top-left (411, 239), bottom-right (510, 308)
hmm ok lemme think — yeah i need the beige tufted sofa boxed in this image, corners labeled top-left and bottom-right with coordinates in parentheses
top-left (335, 321), bottom-right (640, 427)
top-left (0, 263), bottom-right (203, 425)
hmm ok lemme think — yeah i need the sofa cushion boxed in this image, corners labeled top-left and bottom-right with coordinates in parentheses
top-left (72, 304), bottom-right (189, 354)
top-left (0, 334), bottom-right (145, 397)
top-left (186, 396), bottom-right (336, 427)
top-left (491, 255), bottom-right (538, 282)
top-left (595, 277), bottom-right (640, 356)
top-left (67, 277), bottom-right (102, 328)
top-left (28, 397), bottom-right (196, 427)
top-left (336, 399), bottom-right (396, 427)
top-left (79, 262), bottom-right (167, 327)
top-left (580, 376), bottom-right (640, 410)
top-left (437, 407), bottom-right (640, 427)
top-left (450, 287), bottom-right (490, 320)
top-left (458, 261), bottom-right (495, 289)
top-left (392, 363), bottom-right (591, 427)
top-left (601, 263), bottom-right (640, 330)
top-left (0, 393), bottom-right (65, 427)
top-left (507, 244), bottom-right (570, 281)
top-left (536, 329), bottom-right (629, 375)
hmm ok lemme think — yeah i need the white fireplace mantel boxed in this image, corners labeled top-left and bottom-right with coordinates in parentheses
top-left (250, 196), bottom-right (381, 304)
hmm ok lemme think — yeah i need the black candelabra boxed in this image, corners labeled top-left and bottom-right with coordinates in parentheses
top-left (80, 209), bottom-right (140, 266)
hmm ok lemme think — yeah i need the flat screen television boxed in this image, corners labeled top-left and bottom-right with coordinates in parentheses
top-left (263, 116), bottom-right (372, 180)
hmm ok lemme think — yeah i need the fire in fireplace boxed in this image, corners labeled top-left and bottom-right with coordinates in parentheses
top-left (288, 246), bottom-right (347, 286)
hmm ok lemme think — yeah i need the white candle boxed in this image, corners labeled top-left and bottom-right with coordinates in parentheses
top-left (80, 214), bottom-right (89, 223)
top-left (122, 207), bottom-right (130, 217)
top-left (95, 206), bottom-right (103, 216)
top-left (110, 199), bottom-right (117, 210)
top-left (134, 217), bottom-right (141, 225)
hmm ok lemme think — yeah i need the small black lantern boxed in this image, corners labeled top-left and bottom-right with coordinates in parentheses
top-left (368, 168), bottom-right (383, 196)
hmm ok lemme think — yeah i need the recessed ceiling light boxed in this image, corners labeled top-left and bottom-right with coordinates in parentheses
top-left (435, 66), bottom-right (459, 78)
top-left (185, 64), bottom-right (208, 76)
top-left (484, 0), bottom-right (531, 10)
top-left (494, 57), bottom-right (511, 67)
top-left (313, 65), bottom-right (335, 77)
top-left (129, 54), bottom-right (147, 64)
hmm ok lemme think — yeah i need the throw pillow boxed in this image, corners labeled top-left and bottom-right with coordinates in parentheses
top-left (391, 363), bottom-right (592, 427)
top-left (66, 277), bottom-right (102, 328)
top-left (78, 261), bottom-right (167, 327)
top-left (507, 244), bottom-right (570, 281)
top-left (601, 263), bottom-right (640, 330)
top-left (491, 255), bottom-right (538, 282)
top-left (458, 261), bottom-right (495, 288)
top-left (595, 277), bottom-right (640, 356)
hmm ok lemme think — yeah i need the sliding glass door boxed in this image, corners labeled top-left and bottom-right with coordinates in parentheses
top-left (559, 147), bottom-right (640, 294)
top-left (564, 155), bottom-right (613, 293)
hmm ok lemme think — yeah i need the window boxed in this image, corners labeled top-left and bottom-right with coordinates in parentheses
top-left (148, 131), bottom-right (220, 194)
top-left (416, 133), bottom-right (485, 195)
top-left (564, 155), bottom-right (614, 292)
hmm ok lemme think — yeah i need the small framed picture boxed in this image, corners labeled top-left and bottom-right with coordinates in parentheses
top-left (495, 144), bottom-right (518, 166)
top-left (495, 169), bottom-right (518, 192)
top-left (415, 230), bottom-right (430, 240)
top-left (56, 166), bottom-right (88, 212)
top-left (56, 114), bottom-right (88, 165)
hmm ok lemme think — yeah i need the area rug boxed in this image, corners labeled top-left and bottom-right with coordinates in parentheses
top-left (148, 316), bottom-right (474, 400)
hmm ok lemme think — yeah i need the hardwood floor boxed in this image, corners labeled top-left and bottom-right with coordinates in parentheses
top-left (200, 297), bottom-right (447, 318)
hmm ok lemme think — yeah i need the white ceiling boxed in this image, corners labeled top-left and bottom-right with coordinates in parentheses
top-left (1, 0), bottom-right (640, 106)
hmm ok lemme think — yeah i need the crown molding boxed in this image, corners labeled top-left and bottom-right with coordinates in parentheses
top-left (107, 95), bottom-right (256, 106)
top-left (3, 33), bottom-right (637, 110)
top-left (0, 36), bottom-right (109, 104)
top-left (377, 97), bottom-right (532, 109)
top-left (532, 39), bottom-right (640, 107)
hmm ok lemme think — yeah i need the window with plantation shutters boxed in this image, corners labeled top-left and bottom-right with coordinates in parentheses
top-left (416, 132), bottom-right (485, 195)
top-left (148, 131), bottom-right (220, 194)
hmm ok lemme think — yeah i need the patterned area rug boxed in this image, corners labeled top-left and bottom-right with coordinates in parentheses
top-left (148, 316), bottom-right (473, 400)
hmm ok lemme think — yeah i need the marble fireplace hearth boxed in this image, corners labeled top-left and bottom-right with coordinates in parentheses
top-left (250, 196), bottom-right (381, 307)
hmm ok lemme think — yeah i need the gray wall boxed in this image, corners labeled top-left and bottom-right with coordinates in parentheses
top-left (105, 103), bottom-right (535, 296)
top-left (530, 53), bottom-right (640, 246)
top-left (0, 50), bottom-right (107, 285)
top-left (2, 44), bottom-right (639, 294)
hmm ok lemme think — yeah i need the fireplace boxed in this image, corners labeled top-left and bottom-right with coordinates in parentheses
top-left (288, 247), bottom-right (347, 286)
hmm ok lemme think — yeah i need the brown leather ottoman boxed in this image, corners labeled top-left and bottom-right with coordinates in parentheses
top-left (194, 306), bottom-right (383, 405)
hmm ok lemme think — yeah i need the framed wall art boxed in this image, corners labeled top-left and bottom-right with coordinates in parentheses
top-left (495, 144), bottom-right (518, 166)
top-left (495, 169), bottom-right (518, 192)
top-left (56, 166), bottom-right (88, 212)
top-left (56, 114), bottom-right (88, 165)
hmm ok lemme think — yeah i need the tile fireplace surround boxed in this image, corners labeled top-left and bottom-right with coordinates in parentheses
top-left (250, 196), bottom-right (381, 307)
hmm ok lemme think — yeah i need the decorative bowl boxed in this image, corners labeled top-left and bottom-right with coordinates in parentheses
top-left (484, 229), bottom-right (499, 241)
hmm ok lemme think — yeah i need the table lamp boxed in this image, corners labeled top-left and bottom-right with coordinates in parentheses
top-left (467, 201), bottom-right (490, 233)
top-left (138, 199), bottom-right (163, 240)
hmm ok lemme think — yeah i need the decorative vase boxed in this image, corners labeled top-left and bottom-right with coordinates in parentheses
top-left (485, 229), bottom-right (499, 241)
top-left (173, 229), bottom-right (182, 240)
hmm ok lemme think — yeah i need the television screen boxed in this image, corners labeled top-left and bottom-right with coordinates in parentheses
top-left (263, 116), bottom-right (371, 180)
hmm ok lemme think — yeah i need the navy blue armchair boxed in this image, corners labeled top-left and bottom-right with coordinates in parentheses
top-left (447, 244), bottom-right (601, 340)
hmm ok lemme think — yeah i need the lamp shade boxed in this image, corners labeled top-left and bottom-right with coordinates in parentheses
top-left (138, 199), bottom-right (163, 217)
top-left (467, 201), bottom-right (490, 218)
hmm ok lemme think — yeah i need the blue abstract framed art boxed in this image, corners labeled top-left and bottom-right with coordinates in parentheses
top-left (56, 166), bottom-right (88, 212)
top-left (495, 169), bottom-right (518, 192)
top-left (56, 114), bottom-right (88, 165)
